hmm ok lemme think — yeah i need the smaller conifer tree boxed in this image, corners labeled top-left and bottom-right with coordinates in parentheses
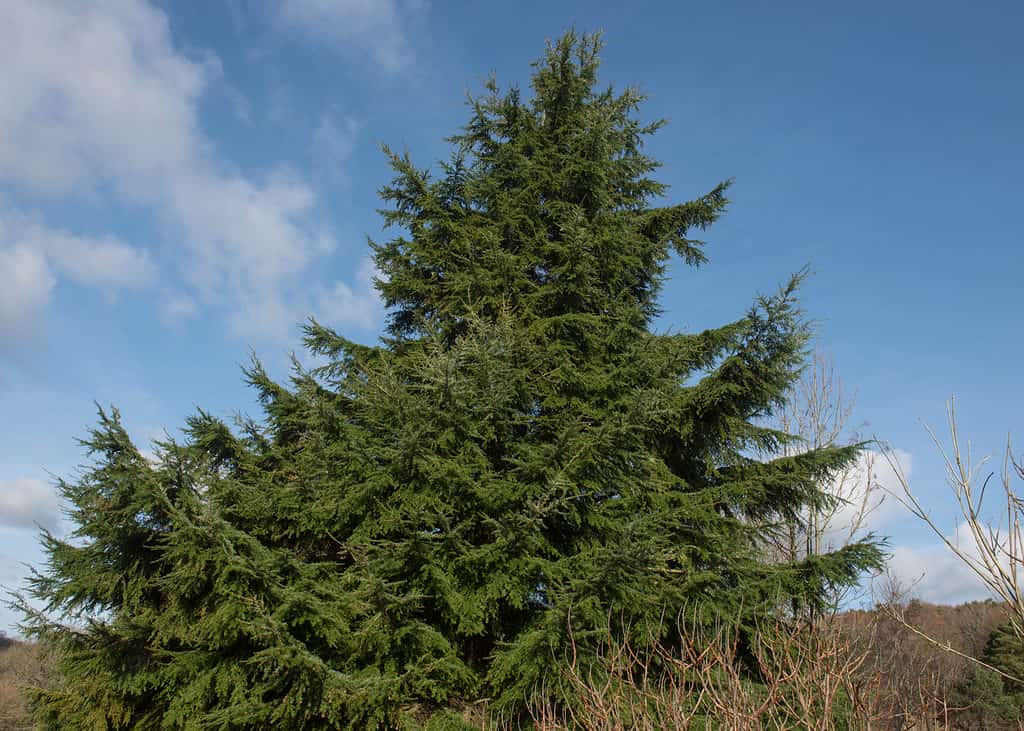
top-left (952, 622), bottom-right (1024, 728)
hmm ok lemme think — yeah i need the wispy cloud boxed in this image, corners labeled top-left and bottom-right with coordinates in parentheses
top-left (315, 257), bottom-right (382, 332)
top-left (0, 478), bottom-right (59, 532)
top-left (0, 0), bottom-right (381, 346)
top-left (4, 213), bottom-right (156, 293)
top-left (313, 109), bottom-right (361, 177)
top-left (0, 246), bottom-right (54, 349)
top-left (277, 0), bottom-right (421, 73)
top-left (159, 292), bottom-right (199, 324)
top-left (1, 207), bottom-right (156, 347)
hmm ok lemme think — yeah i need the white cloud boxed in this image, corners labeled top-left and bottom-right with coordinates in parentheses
top-left (821, 448), bottom-right (910, 548)
top-left (278, 0), bottom-right (418, 73)
top-left (1, 210), bottom-right (155, 344)
top-left (0, 478), bottom-right (59, 532)
top-left (0, 0), bottom-right (376, 344)
top-left (795, 446), bottom-right (991, 607)
top-left (0, 0), bottom-right (205, 196)
top-left (0, 246), bottom-right (54, 346)
top-left (21, 221), bottom-right (156, 294)
top-left (867, 446), bottom-right (1001, 605)
top-left (810, 446), bottom-right (993, 605)
top-left (887, 522), bottom-right (994, 605)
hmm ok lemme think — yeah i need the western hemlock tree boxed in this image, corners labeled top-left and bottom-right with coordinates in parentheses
top-left (16, 31), bottom-right (884, 729)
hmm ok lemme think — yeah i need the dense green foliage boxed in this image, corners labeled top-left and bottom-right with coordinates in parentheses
top-left (951, 623), bottom-right (1024, 728)
top-left (16, 32), bottom-right (883, 729)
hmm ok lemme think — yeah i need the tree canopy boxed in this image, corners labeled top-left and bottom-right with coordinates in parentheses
top-left (17, 31), bottom-right (884, 729)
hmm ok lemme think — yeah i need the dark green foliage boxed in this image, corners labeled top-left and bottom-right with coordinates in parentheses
top-left (952, 623), bottom-right (1024, 729)
top-left (15, 31), bottom-right (883, 728)
top-left (984, 622), bottom-right (1024, 695)
top-left (422, 709), bottom-right (480, 731)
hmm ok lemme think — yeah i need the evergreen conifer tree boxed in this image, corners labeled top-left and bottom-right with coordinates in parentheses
top-left (16, 31), bottom-right (883, 729)
top-left (952, 622), bottom-right (1024, 728)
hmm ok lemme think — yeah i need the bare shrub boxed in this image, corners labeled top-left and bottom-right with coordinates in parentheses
top-left (766, 351), bottom-right (885, 613)
top-left (881, 398), bottom-right (1024, 638)
top-left (522, 613), bottom-right (885, 730)
top-left (0, 634), bottom-right (49, 731)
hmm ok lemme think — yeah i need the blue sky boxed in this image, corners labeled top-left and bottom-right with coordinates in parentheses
top-left (1, 0), bottom-right (1022, 632)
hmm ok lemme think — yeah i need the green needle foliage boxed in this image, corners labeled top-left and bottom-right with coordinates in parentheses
top-left (15, 31), bottom-right (884, 729)
top-left (951, 622), bottom-right (1024, 728)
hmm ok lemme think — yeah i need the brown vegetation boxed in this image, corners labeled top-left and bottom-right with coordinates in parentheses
top-left (0, 633), bottom-right (48, 731)
top-left (515, 600), bottom-right (1011, 730)
top-left (845, 597), bottom-right (1009, 728)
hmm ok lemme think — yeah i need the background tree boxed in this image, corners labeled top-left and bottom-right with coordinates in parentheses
top-left (765, 351), bottom-right (885, 611)
top-left (0, 632), bottom-right (49, 730)
top-left (950, 622), bottom-right (1024, 729)
top-left (15, 31), bottom-right (884, 728)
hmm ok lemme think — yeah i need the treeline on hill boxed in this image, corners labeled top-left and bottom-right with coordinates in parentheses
top-left (1, 633), bottom-right (49, 730)
top-left (10, 29), bottom-right (1014, 730)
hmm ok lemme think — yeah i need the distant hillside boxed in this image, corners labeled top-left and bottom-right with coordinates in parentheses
top-left (839, 599), bottom-right (1011, 726)
top-left (0, 633), bottom-right (47, 730)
